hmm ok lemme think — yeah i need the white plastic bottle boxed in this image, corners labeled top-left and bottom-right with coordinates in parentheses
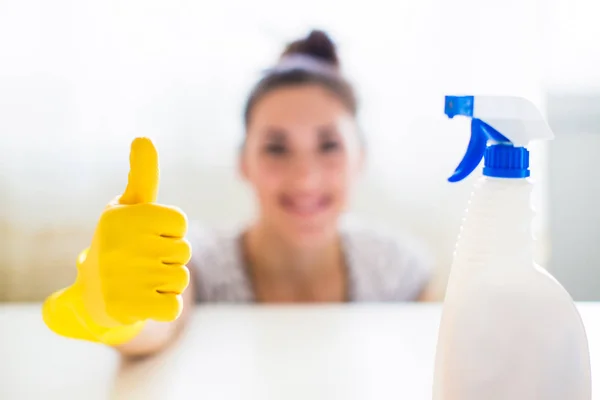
top-left (432, 96), bottom-right (592, 400)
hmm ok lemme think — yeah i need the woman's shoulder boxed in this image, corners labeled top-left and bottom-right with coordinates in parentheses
top-left (340, 217), bottom-right (433, 301)
top-left (186, 222), bottom-right (253, 302)
top-left (186, 222), bottom-right (236, 264)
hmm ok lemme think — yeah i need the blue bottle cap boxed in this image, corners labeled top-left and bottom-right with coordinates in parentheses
top-left (483, 145), bottom-right (530, 178)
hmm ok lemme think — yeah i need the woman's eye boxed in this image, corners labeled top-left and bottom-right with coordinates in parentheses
top-left (265, 143), bottom-right (286, 155)
top-left (321, 141), bottom-right (340, 152)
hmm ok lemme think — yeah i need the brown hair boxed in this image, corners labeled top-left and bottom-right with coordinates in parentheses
top-left (243, 30), bottom-right (358, 128)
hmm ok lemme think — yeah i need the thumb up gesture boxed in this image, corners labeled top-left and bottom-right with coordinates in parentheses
top-left (77, 138), bottom-right (192, 328)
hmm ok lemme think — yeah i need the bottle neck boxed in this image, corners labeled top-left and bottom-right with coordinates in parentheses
top-left (453, 177), bottom-right (534, 268)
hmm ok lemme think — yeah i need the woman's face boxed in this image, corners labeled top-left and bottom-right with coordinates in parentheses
top-left (242, 84), bottom-right (363, 247)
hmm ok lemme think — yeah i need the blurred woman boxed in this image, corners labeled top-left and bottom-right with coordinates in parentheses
top-left (44, 30), bottom-right (433, 358)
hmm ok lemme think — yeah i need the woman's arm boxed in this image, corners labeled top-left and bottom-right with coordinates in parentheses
top-left (417, 283), bottom-right (437, 302)
top-left (114, 271), bottom-right (196, 359)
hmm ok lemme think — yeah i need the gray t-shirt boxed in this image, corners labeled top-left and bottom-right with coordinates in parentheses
top-left (188, 221), bottom-right (432, 303)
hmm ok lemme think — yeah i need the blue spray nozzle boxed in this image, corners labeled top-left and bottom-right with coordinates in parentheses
top-left (445, 95), bottom-right (554, 182)
top-left (445, 96), bottom-right (474, 119)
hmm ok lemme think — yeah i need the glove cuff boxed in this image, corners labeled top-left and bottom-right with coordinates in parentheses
top-left (42, 248), bottom-right (146, 346)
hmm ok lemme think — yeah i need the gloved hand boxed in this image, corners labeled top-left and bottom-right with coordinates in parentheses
top-left (42, 138), bottom-right (192, 345)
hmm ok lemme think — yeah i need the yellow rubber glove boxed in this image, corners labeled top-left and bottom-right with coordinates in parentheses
top-left (42, 138), bottom-right (191, 345)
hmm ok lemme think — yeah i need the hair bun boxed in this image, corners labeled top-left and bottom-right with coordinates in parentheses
top-left (281, 30), bottom-right (339, 68)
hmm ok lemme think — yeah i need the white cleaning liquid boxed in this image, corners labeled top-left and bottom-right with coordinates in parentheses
top-left (433, 177), bottom-right (591, 400)
top-left (433, 95), bottom-right (592, 400)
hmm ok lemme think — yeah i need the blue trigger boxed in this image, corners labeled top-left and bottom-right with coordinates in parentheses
top-left (448, 119), bottom-right (510, 182)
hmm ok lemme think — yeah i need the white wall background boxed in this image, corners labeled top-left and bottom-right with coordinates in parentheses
top-left (0, 0), bottom-right (553, 300)
top-left (547, 131), bottom-right (600, 300)
top-left (540, 0), bottom-right (600, 91)
top-left (539, 0), bottom-right (600, 300)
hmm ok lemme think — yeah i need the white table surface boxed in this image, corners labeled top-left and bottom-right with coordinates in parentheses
top-left (1, 303), bottom-right (599, 400)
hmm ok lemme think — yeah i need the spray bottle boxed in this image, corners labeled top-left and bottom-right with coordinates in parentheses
top-left (432, 95), bottom-right (592, 400)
